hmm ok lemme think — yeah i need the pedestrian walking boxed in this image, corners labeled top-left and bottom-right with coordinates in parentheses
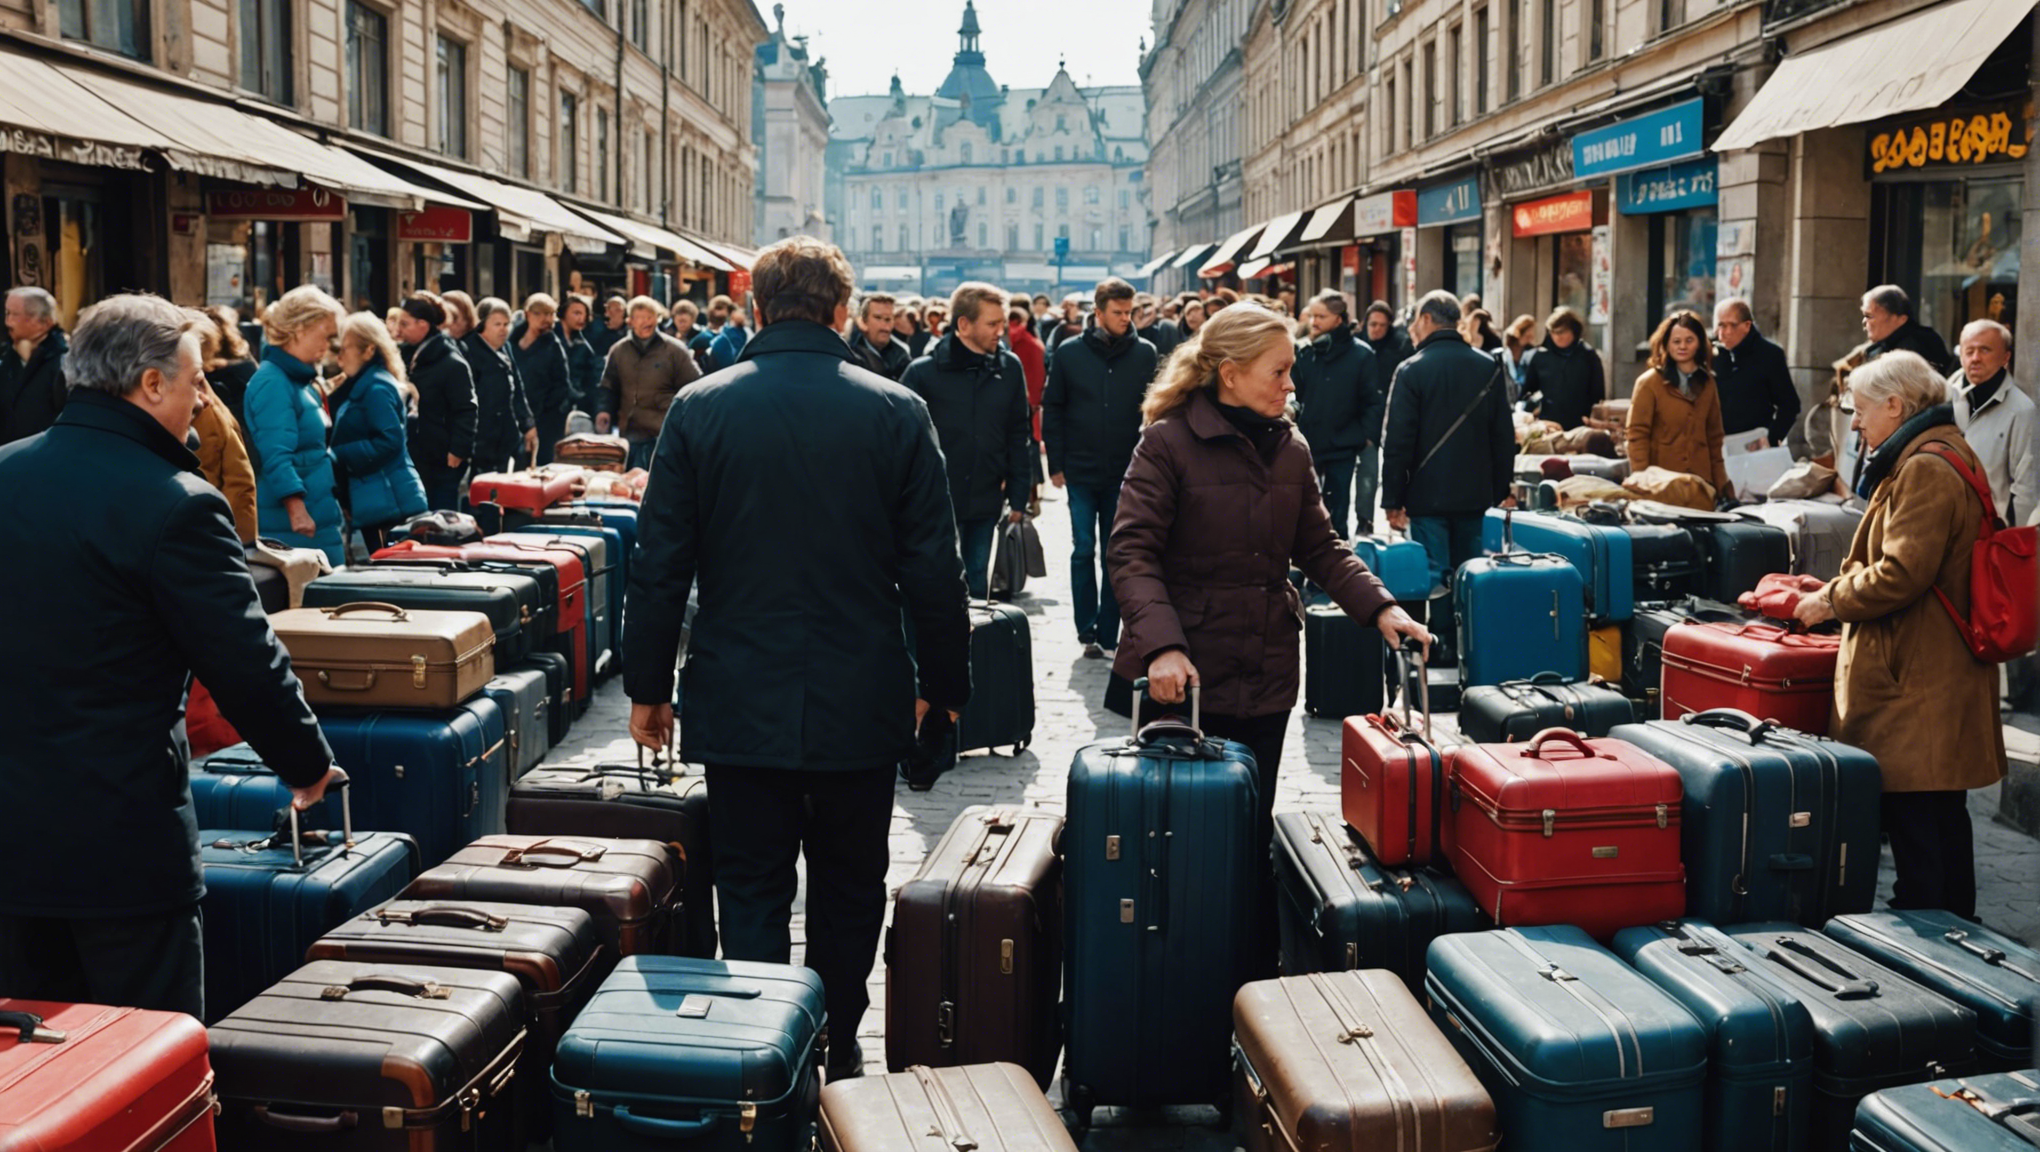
top-left (924, 303), bottom-right (949, 344)
top-left (901, 282), bottom-right (1032, 598)
top-left (1947, 319), bottom-right (2035, 525)
top-left (331, 312), bottom-right (428, 551)
top-left (1711, 297), bottom-right (1800, 449)
top-left (1179, 297), bottom-right (1207, 339)
top-left (895, 304), bottom-right (930, 360)
top-left (1, 286), bottom-right (68, 445)
top-left (395, 292), bottom-right (477, 512)
top-left (668, 298), bottom-right (703, 347)
top-left (1860, 285), bottom-right (1955, 376)
top-left (1460, 308), bottom-right (1504, 353)
top-left (624, 236), bottom-right (970, 1083)
top-left (1626, 311), bottom-right (1731, 500)
top-left (708, 309), bottom-right (751, 371)
top-left (1519, 306), bottom-right (1605, 429)
top-left (689, 294), bottom-right (734, 371)
top-left (512, 293), bottom-right (574, 465)
top-left (1292, 289), bottom-right (1384, 539)
top-left (440, 290), bottom-right (478, 341)
top-left (597, 296), bottom-right (699, 471)
top-left (461, 297), bottom-right (538, 473)
top-left (848, 293), bottom-right (912, 380)
top-left (588, 294), bottom-right (630, 360)
top-left (1500, 315), bottom-right (1536, 399)
top-left (1007, 304), bottom-right (1048, 512)
top-left (192, 314), bottom-right (259, 544)
top-left (1138, 294), bottom-right (1181, 358)
top-left (0, 293), bottom-right (336, 1019)
top-left (199, 305), bottom-right (258, 427)
top-left (1362, 300), bottom-right (1413, 385)
top-left (1045, 294), bottom-right (1084, 352)
top-left (560, 295), bottom-right (603, 413)
top-left (246, 285), bottom-right (347, 565)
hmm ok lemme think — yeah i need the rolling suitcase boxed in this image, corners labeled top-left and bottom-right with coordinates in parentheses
top-left (1612, 919), bottom-right (1817, 1152)
top-left (1611, 711), bottom-right (1881, 926)
top-left (503, 529), bottom-right (619, 676)
top-left (549, 956), bottom-right (826, 1152)
top-left (552, 501), bottom-right (639, 566)
top-left (515, 652), bottom-right (573, 744)
top-left (885, 807), bottom-right (1063, 1087)
top-left (1305, 603), bottom-right (1385, 718)
top-left (208, 960), bottom-right (525, 1151)
top-left (404, 834), bottom-right (683, 957)
top-left (268, 602), bottom-right (496, 710)
top-left (1691, 520), bottom-right (1794, 603)
top-left (1722, 922), bottom-right (1981, 1151)
top-left (1738, 502), bottom-right (1861, 583)
top-left (1482, 508), bottom-right (1636, 622)
top-left (552, 432), bottom-right (631, 472)
top-left (1661, 622), bottom-right (1840, 735)
top-left (1425, 926), bottom-right (1709, 1152)
top-left (1625, 598), bottom-right (1757, 717)
top-left (1341, 643), bottom-right (1444, 867)
top-left (301, 566), bottom-right (545, 663)
top-left (1443, 728), bottom-right (1687, 939)
top-left (1271, 809), bottom-right (1489, 990)
top-left (1456, 673), bottom-right (1636, 743)
top-left (1062, 686), bottom-right (1261, 1124)
top-left (0, 1001), bottom-right (217, 1152)
top-left (1454, 551), bottom-right (1589, 686)
top-left (1850, 1070), bottom-right (2040, 1152)
top-left (483, 666), bottom-right (551, 778)
top-left (1233, 970), bottom-right (1500, 1152)
top-left (819, 1063), bottom-right (1076, 1152)
top-left (1823, 910), bottom-right (2039, 1072)
top-left (469, 469), bottom-right (577, 511)
top-left (317, 696), bottom-right (511, 871)
top-left (190, 743), bottom-right (301, 832)
top-left (1351, 532), bottom-right (1433, 602)
top-left (954, 602), bottom-right (1035, 755)
top-left (1626, 521), bottom-right (1709, 603)
top-left (504, 759), bottom-right (716, 959)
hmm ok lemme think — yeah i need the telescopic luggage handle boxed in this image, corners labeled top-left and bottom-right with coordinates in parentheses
top-left (1393, 638), bottom-right (1432, 740)
top-left (1131, 676), bottom-right (1202, 744)
top-left (286, 766), bottom-right (354, 869)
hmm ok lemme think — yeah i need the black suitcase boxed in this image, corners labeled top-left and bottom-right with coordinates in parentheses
top-left (513, 653), bottom-right (572, 745)
top-left (1692, 521), bottom-right (1793, 603)
top-left (1456, 673), bottom-right (1637, 742)
top-left (1824, 910), bottom-right (2040, 1072)
top-left (1626, 522), bottom-right (1707, 602)
top-left (955, 602), bottom-right (1034, 755)
top-left (300, 566), bottom-right (547, 662)
top-left (1624, 597), bottom-right (1755, 717)
top-left (1305, 604), bottom-right (1385, 718)
top-left (483, 666), bottom-right (552, 778)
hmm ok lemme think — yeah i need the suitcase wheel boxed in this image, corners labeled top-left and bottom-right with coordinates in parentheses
top-left (1060, 1080), bottom-right (1094, 1136)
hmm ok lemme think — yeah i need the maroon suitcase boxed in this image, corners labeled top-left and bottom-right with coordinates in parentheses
top-left (402, 835), bottom-right (682, 957)
top-left (1341, 648), bottom-right (1444, 867)
top-left (0, 1001), bottom-right (217, 1152)
top-left (1659, 620), bottom-right (1840, 734)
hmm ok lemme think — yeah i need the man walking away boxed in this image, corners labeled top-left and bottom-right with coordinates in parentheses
top-left (1860, 285), bottom-right (1955, 375)
top-left (849, 293), bottom-right (912, 381)
top-left (1293, 290), bottom-right (1384, 538)
top-left (1, 287), bottom-right (68, 444)
top-left (1041, 277), bottom-right (1158, 656)
top-left (0, 294), bottom-right (336, 1019)
top-left (1380, 290), bottom-right (1516, 591)
top-left (512, 294), bottom-right (575, 466)
top-left (1948, 319), bottom-right (2035, 525)
top-left (624, 237), bottom-right (969, 1082)
top-left (901, 283), bottom-right (1032, 599)
top-left (1712, 297), bottom-right (1800, 449)
top-left (597, 296), bottom-right (699, 471)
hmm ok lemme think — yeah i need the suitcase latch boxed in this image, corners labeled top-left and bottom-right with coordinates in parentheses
top-left (412, 655), bottom-right (428, 689)
top-left (1541, 809), bottom-right (1556, 837)
top-left (1000, 939), bottom-right (1014, 975)
top-left (1656, 803), bottom-right (1669, 829)
top-left (938, 1001), bottom-right (955, 1046)
top-left (384, 1106), bottom-right (405, 1128)
top-left (1105, 835), bottom-right (1121, 860)
top-left (1120, 899), bottom-right (1135, 924)
top-left (1790, 811), bottom-right (1811, 828)
top-left (1602, 1107), bottom-right (1654, 1128)
top-left (740, 1102), bottom-right (757, 1134)
top-left (1773, 1087), bottom-right (1787, 1115)
top-left (575, 1090), bottom-right (593, 1118)
top-left (675, 994), bottom-right (712, 1019)
top-left (1539, 964), bottom-right (1577, 982)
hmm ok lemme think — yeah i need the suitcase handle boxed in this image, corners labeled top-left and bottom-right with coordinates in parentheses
top-left (285, 766), bottom-right (353, 868)
top-left (376, 905), bottom-right (510, 931)
top-left (613, 1107), bottom-right (720, 1139)
top-left (196, 750), bottom-right (268, 775)
top-left (1131, 677), bottom-right (1201, 741)
top-left (253, 1106), bottom-right (359, 1134)
top-left (1393, 639), bottom-right (1432, 739)
top-left (321, 973), bottom-right (453, 1000)
top-left (501, 839), bottom-right (609, 866)
top-left (319, 601), bottom-right (410, 621)
top-left (1521, 729), bottom-right (1606, 760)
top-left (0, 1011), bottom-right (65, 1044)
top-left (911, 1065), bottom-right (983, 1152)
top-left (1944, 930), bottom-right (2040, 984)
top-left (1764, 936), bottom-right (1879, 999)
top-left (1681, 708), bottom-right (1779, 743)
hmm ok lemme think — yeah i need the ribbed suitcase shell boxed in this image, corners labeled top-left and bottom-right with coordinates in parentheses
top-left (514, 522), bottom-right (625, 659)
top-left (1455, 552), bottom-right (1589, 686)
top-left (483, 667), bottom-right (551, 778)
top-left (188, 743), bottom-right (303, 831)
top-left (316, 697), bottom-right (511, 871)
top-left (269, 603), bottom-right (496, 710)
top-left (1693, 521), bottom-right (1794, 603)
top-left (302, 567), bottom-right (542, 662)
top-left (1351, 533), bottom-right (1433, 602)
top-left (1483, 508), bottom-right (1635, 622)
top-left (1823, 911), bottom-right (2039, 1072)
top-left (1849, 1071), bottom-right (2040, 1152)
top-left (469, 470), bottom-right (576, 510)
top-left (1661, 622), bottom-right (1840, 736)
top-left (514, 653), bottom-right (572, 744)
top-left (1305, 604), bottom-right (1386, 718)
top-left (404, 835), bottom-right (682, 958)
top-left (820, 1063), bottom-right (1075, 1152)
top-left (1340, 708), bottom-right (1445, 867)
top-left (955, 602), bottom-right (1035, 755)
top-left (503, 529), bottom-right (619, 677)
top-left (0, 1001), bottom-right (216, 1152)
top-left (1625, 599), bottom-right (1757, 717)
top-left (1457, 675), bottom-right (1637, 743)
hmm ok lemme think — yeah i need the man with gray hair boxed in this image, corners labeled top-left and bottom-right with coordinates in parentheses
top-left (0, 293), bottom-right (335, 1019)
top-left (1711, 297), bottom-right (1799, 449)
top-left (1293, 289), bottom-right (1384, 538)
top-left (1860, 284), bottom-right (1954, 376)
top-left (1948, 318), bottom-right (2034, 525)
top-left (1, 286), bottom-right (68, 444)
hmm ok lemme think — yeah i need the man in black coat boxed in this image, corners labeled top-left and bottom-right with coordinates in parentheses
top-left (1711, 297), bottom-right (1801, 448)
top-left (396, 293), bottom-right (477, 512)
top-left (1518, 307), bottom-right (1605, 429)
top-left (587, 294), bottom-right (630, 361)
top-left (0, 294), bottom-right (335, 1019)
top-left (1363, 301), bottom-right (1414, 386)
top-left (1381, 291), bottom-right (1516, 591)
top-left (900, 283), bottom-right (1033, 599)
top-left (624, 238), bottom-right (969, 1081)
top-left (512, 293), bottom-right (575, 466)
top-left (1861, 284), bottom-right (1955, 376)
top-left (847, 292), bottom-right (912, 381)
top-left (1293, 290), bottom-right (1385, 538)
top-left (1041, 277), bottom-right (1159, 657)
top-left (1, 287), bottom-right (68, 444)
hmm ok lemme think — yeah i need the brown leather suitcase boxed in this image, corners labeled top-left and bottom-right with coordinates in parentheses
top-left (819, 1063), bottom-right (1077, 1152)
top-left (269, 601), bottom-right (495, 709)
top-left (551, 432), bottom-right (631, 472)
top-left (401, 835), bottom-right (681, 957)
top-left (1233, 970), bottom-right (1500, 1152)
top-left (885, 807), bottom-right (1063, 1087)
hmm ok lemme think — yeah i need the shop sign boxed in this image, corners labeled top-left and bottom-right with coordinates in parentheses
top-left (1512, 191), bottom-right (1594, 238)
top-left (1588, 225), bottom-right (1612, 325)
top-left (1340, 244), bottom-right (1361, 273)
top-left (206, 185), bottom-right (345, 221)
top-left (1490, 138), bottom-right (1575, 200)
top-left (1353, 190), bottom-right (1417, 233)
top-left (396, 206), bottom-right (473, 243)
top-left (1617, 156), bottom-right (1719, 215)
top-left (1573, 98), bottom-right (1705, 179)
top-left (1400, 227), bottom-right (1417, 305)
top-left (1865, 98), bottom-right (2034, 176)
top-left (1417, 178), bottom-right (1481, 226)
top-left (728, 267), bottom-right (752, 295)
top-left (0, 128), bottom-right (148, 171)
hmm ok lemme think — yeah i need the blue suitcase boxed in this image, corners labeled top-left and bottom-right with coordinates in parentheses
top-left (1484, 507), bottom-right (1636, 621)
top-left (317, 696), bottom-right (510, 870)
top-left (1454, 550), bottom-right (1588, 686)
top-left (1823, 911), bottom-right (2039, 1072)
top-left (550, 955), bottom-right (825, 1151)
top-left (511, 522), bottom-right (626, 671)
top-left (1614, 919), bottom-right (1817, 1152)
top-left (1425, 925), bottom-right (1709, 1152)
top-left (505, 530), bottom-right (615, 679)
top-left (1351, 532), bottom-right (1433, 602)
top-left (1723, 923), bottom-right (1981, 1151)
top-left (1611, 711), bottom-right (1882, 926)
top-left (517, 651), bottom-right (573, 745)
top-left (484, 665), bottom-right (553, 778)
top-left (1062, 687), bottom-right (1261, 1126)
top-left (1850, 1071), bottom-right (2040, 1152)
top-left (190, 743), bottom-right (306, 831)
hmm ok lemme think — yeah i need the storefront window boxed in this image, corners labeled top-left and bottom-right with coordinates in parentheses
top-left (1648, 208), bottom-right (1718, 322)
top-left (1554, 233), bottom-right (1592, 320)
top-left (40, 194), bottom-right (103, 328)
top-left (1875, 178), bottom-right (2021, 341)
top-left (1444, 224), bottom-right (1484, 299)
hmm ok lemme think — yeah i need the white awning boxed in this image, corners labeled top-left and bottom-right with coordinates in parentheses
top-left (574, 207), bottom-right (734, 269)
top-left (1170, 242), bottom-right (1217, 269)
top-left (1246, 211), bottom-right (1307, 261)
top-left (1712, 0), bottom-right (2038, 152)
top-left (1198, 225), bottom-right (1263, 278)
top-left (356, 152), bottom-right (623, 251)
top-left (1132, 249), bottom-right (1179, 277)
top-left (0, 49), bottom-right (184, 175)
top-left (702, 239), bottom-right (759, 270)
top-left (1299, 196), bottom-right (1356, 243)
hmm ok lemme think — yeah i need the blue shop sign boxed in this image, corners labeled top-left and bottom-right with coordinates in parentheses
top-left (1417, 177), bottom-right (1482, 226)
top-left (1573, 98), bottom-right (1705, 179)
top-left (1617, 156), bottom-right (1719, 215)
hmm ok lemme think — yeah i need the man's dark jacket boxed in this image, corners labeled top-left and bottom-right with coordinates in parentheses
top-left (1380, 329), bottom-right (1515, 516)
top-left (623, 321), bottom-right (971, 771)
top-left (1040, 323), bottom-right (1159, 488)
top-left (563, 328), bottom-right (601, 408)
top-left (405, 331), bottom-right (477, 467)
top-left (1292, 323), bottom-right (1385, 457)
top-left (0, 327), bottom-right (67, 444)
top-left (848, 326), bottom-right (912, 381)
top-left (901, 334), bottom-right (1033, 522)
top-left (1519, 336), bottom-right (1606, 429)
top-left (1366, 324), bottom-right (1415, 388)
top-left (461, 332), bottom-right (536, 465)
top-left (1139, 321), bottom-right (1181, 359)
top-left (1713, 326), bottom-right (1801, 444)
top-left (588, 321), bottom-right (628, 361)
top-left (1867, 318), bottom-right (1956, 376)
top-left (0, 390), bottom-right (330, 917)
top-left (510, 323), bottom-right (575, 417)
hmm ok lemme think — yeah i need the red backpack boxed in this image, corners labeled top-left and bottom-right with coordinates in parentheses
top-left (1923, 444), bottom-right (2038, 662)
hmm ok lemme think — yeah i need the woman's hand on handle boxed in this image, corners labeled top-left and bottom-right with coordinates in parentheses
top-left (1374, 604), bottom-right (1431, 657)
top-left (1145, 649), bottom-right (1198, 705)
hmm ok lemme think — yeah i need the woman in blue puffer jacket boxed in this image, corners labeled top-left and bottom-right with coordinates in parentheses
top-left (245, 285), bottom-right (347, 565)
top-left (331, 312), bottom-right (428, 550)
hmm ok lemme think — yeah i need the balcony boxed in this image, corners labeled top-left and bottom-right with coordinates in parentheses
top-left (1763, 0), bottom-right (1855, 28)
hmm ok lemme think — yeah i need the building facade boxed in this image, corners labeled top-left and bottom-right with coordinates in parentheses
top-left (1140, 0), bottom-right (1251, 294)
top-left (753, 2), bottom-right (829, 246)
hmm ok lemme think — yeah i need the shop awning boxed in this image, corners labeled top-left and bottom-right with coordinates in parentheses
top-left (1299, 196), bottom-right (1356, 244)
top-left (356, 152), bottom-right (622, 251)
top-left (0, 49), bottom-right (184, 175)
top-left (1238, 258), bottom-right (1295, 280)
top-left (1246, 211), bottom-right (1308, 261)
top-left (1132, 249), bottom-right (1179, 277)
top-left (1170, 242), bottom-right (1217, 269)
top-left (1198, 225), bottom-right (1264, 278)
top-left (575, 207), bottom-right (735, 269)
top-left (1711, 0), bottom-right (2038, 152)
top-left (712, 240), bottom-right (760, 269)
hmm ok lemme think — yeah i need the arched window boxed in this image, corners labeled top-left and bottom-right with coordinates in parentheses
top-left (961, 142), bottom-right (973, 164)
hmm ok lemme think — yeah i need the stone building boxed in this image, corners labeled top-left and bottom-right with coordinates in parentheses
top-left (1139, 0), bottom-right (1252, 294)
top-left (752, 2), bottom-right (829, 247)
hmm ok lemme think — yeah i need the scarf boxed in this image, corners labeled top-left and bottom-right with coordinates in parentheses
top-left (1959, 367), bottom-right (2007, 411)
top-left (1215, 398), bottom-right (1288, 463)
top-left (1855, 402), bottom-right (1956, 499)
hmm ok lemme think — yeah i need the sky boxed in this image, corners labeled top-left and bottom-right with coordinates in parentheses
top-left (775, 0), bottom-right (1156, 98)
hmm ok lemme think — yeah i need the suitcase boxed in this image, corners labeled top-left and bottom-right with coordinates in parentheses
top-left (1612, 919), bottom-right (1817, 1152)
top-left (553, 432), bottom-right (631, 471)
top-left (819, 1063), bottom-right (1076, 1152)
top-left (1425, 926), bottom-right (1709, 1152)
top-left (1625, 598), bottom-right (1759, 717)
top-left (317, 696), bottom-right (512, 871)
top-left (885, 807), bottom-right (1063, 1087)
top-left (483, 666), bottom-right (551, 778)
top-left (1591, 623), bottom-right (1622, 682)
top-left (515, 652), bottom-right (573, 745)
top-left (395, 509), bottom-right (484, 545)
top-left (1341, 644), bottom-right (1445, 866)
top-left (1351, 532), bottom-right (1433, 602)
top-left (268, 602), bottom-right (495, 711)
top-left (1823, 910), bottom-right (2040, 1072)
top-left (1482, 508), bottom-right (1636, 622)
top-left (1691, 520), bottom-right (1794, 603)
top-left (1722, 923), bottom-right (1981, 1151)
top-left (480, 534), bottom-right (600, 704)
top-left (184, 680), bottom-right (243, 760)
top-left (1271, 809), bottom-right (1489, 990)
top-left (1737, 501), bottom-right (1862, 583)
top-left (503, 529), bottom-right (618, 677)
top-left (954, 602), bottom-right (1035, 755)
top-left (0, 1001), bottom-right (217, 1152)
top-left (1305, 603), bottom-right (1385, 718)
top-left (1661, 621), bottom-right (1841, 735)
top-left (552, 501), bottom-right (639, 564)
top-left (1627, 521), bottom-right (1708, 602)
top-left (1454, 550), bottom-right (1589, 686)
top-left (504, 759), bottom-right (716, 959)
top-left (189, 743), bottom-right (299, 832)
top-left (208, 960), bottom-right (525, 1151)
top-left (1233, 970), bottom-right (1501, 1152)
top-left (469, 469), bottom-right (577, 511)
top-left (404, 834), bottom-right (683, 957)
top-left (301, 566), bottom-right (545, 663)
top-left (1457, 674), bottom-right (1636, 743)
top-left (989, 520), bottom-right (1032, 599)
top-left (1062, 687), bottom-right (1261, 1122)
top-left (549, 956), bottom-right (826, 1152)
top-left (517, 521), bottom-right (626, 645)
top-left (1443, 728), bottom-right (1687, 939)
top-left (1611, 711), bottom-right (1881, 926)
top-left (1850, 1070), bottom-right (2040, 1152)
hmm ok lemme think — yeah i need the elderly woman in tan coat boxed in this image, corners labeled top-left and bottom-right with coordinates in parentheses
top-left (1793, 350), bottom-right (2004, 918)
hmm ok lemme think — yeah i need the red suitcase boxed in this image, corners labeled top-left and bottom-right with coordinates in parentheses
top-left (468, 469), bottom-right (578, 512)
top-left (0, 1001), bottom-right (217, 1151)
top-left (1442, 728), bottom-right (1686, 939)
top-left (372, 538), bottom-right (591, 713)
top-left (1659, 620), bottom-right (1839, 734)
top-left (1341, 648), bottom-right (1445, 867)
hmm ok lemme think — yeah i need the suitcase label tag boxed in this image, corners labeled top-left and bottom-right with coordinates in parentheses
top-left (676, 994), bottom-right (713, 1018)
top-left (1592, 846), bottom-right (1619, 858)
top-left (1603, 1107), bottom-right (1654, 1128)
top-left (1000, 939), bottom-right (1014, 975)
top-left (1120, 899), bottom-right (1135, 923)
top-left (1105, 835), bottom-right (1121, 860)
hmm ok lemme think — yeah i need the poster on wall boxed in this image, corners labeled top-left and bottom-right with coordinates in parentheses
top-left (1589, 225), bottom-right (1612, 325)
top-left (1718, 255), bottom-right (1755, 304)
top-left (206, 244), bottom-right (244, 307)
top-left (1400, 227), bottom-right (1417, 311)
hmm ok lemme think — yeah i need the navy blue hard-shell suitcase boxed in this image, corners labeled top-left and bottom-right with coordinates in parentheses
top-left (1425, 925), bottom-right (1709, 1152)
top-left (517, 652), bottom-right (573, 745)
top-left (550, 955), bottom-right (826, 1151)
top-left (1454, 550), bottom-right (1588, 686)
top-left (484, 665), bottom-right (552, 778)
top-left (300, 565), bottom-right (546, 662)
top-left (503, 530), bottom-right (614, 678)
top-left (190, 743), bottom-right (307, 831)
top-left (1850, 1070), bottom-right (2040, 1152)
top-left (510, 522), bottom-right (626, 671)
top-left (1614, 919), bottom-right (1817, 1152)
top-left (317, 695), bottom-right (510, 870)
top-left (1062, 686), bottom-right (1261, 1127)
top-left (1723, 923), bottom-right (1980, 1151)
top-left (1611, 710), bottom-right (1882, 926)
top-left (1823, 911), bottom-right (2039, 1072)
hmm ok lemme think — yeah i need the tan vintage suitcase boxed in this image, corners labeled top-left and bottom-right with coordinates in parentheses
top-left (819, 1063), bottom-right (1078, 1152)
top-left (1233, 970), bottom-right (1500, 1152)
top-left (270, 601), bottom-right (495, 709)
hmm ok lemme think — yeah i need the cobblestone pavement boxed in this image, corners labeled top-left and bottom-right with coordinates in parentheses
top-left (549, 481), bottom-right (2038, 1149)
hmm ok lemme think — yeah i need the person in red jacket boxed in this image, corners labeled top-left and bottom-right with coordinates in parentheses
top-left (1007, 305), bottom-right (1047, 513)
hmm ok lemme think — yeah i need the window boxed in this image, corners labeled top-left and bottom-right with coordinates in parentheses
top-left (1090, 228), bottom-right (1103, 250)
top-left (1084, 186), bottom-right (1100, 205)
top-left (1055, 187), bottom-right (1069, 209)
top-left (1058, 223), bottom-right (1070, 239)
top-left (631, 0), bottom-right (648, 50)
top-left (977, 188), bottom-right (985, 205)
top-left (506, 68), bottom-right (530, 177)
top-left (1475, 8), bottom-right (1490, 114)
top-left (1657, 0), bottom-right (1684, 33)
top-left (1006, 187), bottom-right (1016, 204)
top-left (596, 107), bottom-right (610, 201)
top-left (643, 130), bottom-right (655, 211)
top-left (1402, 58), bottom-right (1414, 149)
top-left (59, 0), bottom-right (149, 58)
top-left (977, 223), bottom-right (987, 247)
top-left (240, 0), bottom-right (293, 102)
top-left (899, 224), bottom-right (910, 249)
top-left (1032, 187), bottom-right (1044, 208)
top-left (581, 0), bottom-right (603, 17)
top-left (961, 142), bottom-right (973, 164)
top-left (1033, 222), bottom-right (1044, 248)
top-left (1056, 114), bottom-right (1067, 131)
top-left (1447, 25), bottom-right (1462, 126)
top-left (1118, 225), bottom-right (1130, 250)
top-left (881, 151), bottom-right (892, 167)
top-left (897, 190), bottom-right (908, 209)
top-left (871, 188), bottom-right (883, 210)
top-left (935, 193), bottom-right (944, 212)
top-left (1054, 145), bottom-right (1064, 161)
top-left (1539, 0), bottom-right (1556, 86)
top-left (1006, 224), bottom-right (1019, 249)
top-left (1119, 189), bottom-right (1130, 210)
top-left (345, 2), bottom-right (387, 136)
top-left (871, 225), bottom-right (882, 250)
top-left (1505, 0), bottom-right (1521, 101)
top-left (560, 93), bottom-right (579, 192)
top-left (1384, 74), bottom-right (1397, 152)
top-left (436, 36), bottom-right (467, 159)
top-left (1422, 41), bottom-right (1436, 139)
top-left (1589, 0), bottom-right (1605, 61)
